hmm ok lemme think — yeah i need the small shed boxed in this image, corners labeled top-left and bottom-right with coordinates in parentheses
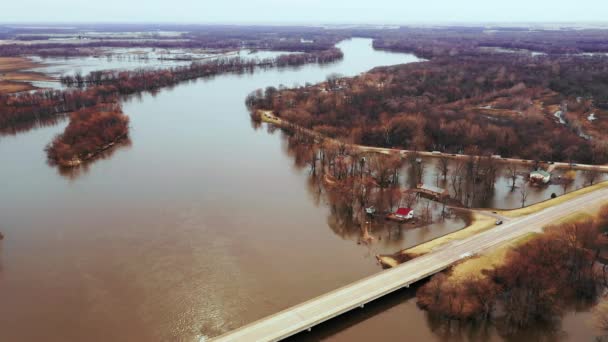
top-left (530, 170), bottom-right (551, 184)
top-left (416, 184), bottom-right (449, 198)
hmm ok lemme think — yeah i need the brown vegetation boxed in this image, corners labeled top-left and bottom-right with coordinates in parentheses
top-left (0, 57), bottom-right (52, 94)
top-left (248, 29), bottom-right (608, 164)
top-left (59, 49), bottom-right (342, 89)
top-left (415, 204), bottom-right (608, 333)
top-left (45, 105), bottom-right (129, 167)
top-left (0, 57), bottom-right (40, 73)
top-left (0, 82), bottom-right (34, 94)
top-left (370, 27), bottom-right (608, 58)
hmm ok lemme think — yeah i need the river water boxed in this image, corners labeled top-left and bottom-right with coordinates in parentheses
top-left (0, 38), bottom-right (600, 341)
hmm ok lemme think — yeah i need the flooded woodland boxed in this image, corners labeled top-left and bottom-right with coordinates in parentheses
top-left (0, 38), bottom-right (605, 341)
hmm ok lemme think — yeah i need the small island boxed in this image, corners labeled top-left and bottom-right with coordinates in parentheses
top-left (45, 105), bottom-right (129, 167)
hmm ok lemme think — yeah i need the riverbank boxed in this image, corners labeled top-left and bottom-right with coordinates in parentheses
top-left (497, 180), bottom-right (608, 218)
top-left (58, 134), bottom-right (129, 167)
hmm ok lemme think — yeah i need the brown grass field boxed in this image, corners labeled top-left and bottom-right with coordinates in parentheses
top-left (0, 57), bottom-right (53, 94)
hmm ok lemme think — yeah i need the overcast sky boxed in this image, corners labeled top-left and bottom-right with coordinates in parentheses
top-left (2, 0), bottom-right (607, 24)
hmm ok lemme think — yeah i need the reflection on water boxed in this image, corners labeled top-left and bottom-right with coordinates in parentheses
top-left (289, 279), bottom-right (599, 342)
top-left (0, 114), bottom-right (67, 138)
top-left (273, 124), bottom-right (468, 254)
top-left (413, 156), bottom-right (605, 210)
top-left (53, 138), bottom-right (133, 179)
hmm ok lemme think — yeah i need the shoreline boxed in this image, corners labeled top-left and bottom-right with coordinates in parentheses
top-left (55, 134), bottom-right (128, 168)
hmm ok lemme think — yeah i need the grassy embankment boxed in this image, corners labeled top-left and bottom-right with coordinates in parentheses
top-left (497, 180), bottom-right (608, 218)
top-left (378, 212), bottom-right (496, 268)
top-left (258, 110), bottom-right (282, 125)
top-left (447, 232), bottom-right (537, 282)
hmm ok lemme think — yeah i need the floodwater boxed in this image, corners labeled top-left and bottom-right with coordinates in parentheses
top-left (413, 157), bottom-right (606, 209)
top-left (0, 38), bottom-right (601, 341)
top-left (26, 48), bottom-right (294, 89)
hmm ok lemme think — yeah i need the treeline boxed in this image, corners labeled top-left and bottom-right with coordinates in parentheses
top-left (416, 206), bottom-right (608, 333)
top-left (0, 87), bottom-right (117, 133)
top-left (367, 27), bottom-right (608, 58)
top-left (248, 51), bottom-right (608, 164)
top-left (59, 48), bottom-right (343, 89)
top-left (5, 25), bottom-right (608, 59)
top-left (275, 48), bottom-right (343, 66)
top-left (0, 26), bottom-right (346, 57)
top-left (46, 104), bottom-right (129, 167)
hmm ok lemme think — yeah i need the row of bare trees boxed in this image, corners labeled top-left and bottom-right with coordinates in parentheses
top-left (416, 205), bottom-right (608, 335)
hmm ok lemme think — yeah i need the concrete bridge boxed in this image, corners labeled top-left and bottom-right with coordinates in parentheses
top-left (211, 185), bottom-right (608, 342)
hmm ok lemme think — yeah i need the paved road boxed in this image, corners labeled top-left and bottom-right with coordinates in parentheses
top-left (211, 186), bottom-right (608, 342)
top-left (356, 145), bottom-right (608, 172)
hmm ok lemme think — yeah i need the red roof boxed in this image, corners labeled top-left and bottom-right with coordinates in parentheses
top-left (395, 208), bottom-right (413, 216)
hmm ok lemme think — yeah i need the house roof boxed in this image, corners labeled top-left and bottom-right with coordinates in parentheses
top-left (531, 170), bottom-right (551, 178)
top-left (418, 184), bottom-right (446, 194)
top-left (396, 208), bottom-right (413, 216)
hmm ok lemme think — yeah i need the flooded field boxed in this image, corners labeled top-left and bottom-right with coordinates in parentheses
top-left (24, 48), bottom-right (295, 89)
top-left (413, 156), bottom-right (606, 209)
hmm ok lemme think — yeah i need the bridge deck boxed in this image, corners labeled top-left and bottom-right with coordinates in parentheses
top-left (211, 186), bottom-right (608, 342)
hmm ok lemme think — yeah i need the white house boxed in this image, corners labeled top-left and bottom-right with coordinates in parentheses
top-left (530, 170), bottom-right (551, 184)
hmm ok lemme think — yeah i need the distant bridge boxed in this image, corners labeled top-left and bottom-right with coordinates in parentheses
top-left (211, 185), bottom-right (608, 342)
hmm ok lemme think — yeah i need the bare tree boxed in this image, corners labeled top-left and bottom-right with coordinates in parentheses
top-left (438, 155), bottom-right (450, 181)
top-left (506, 165), bottom-right (518, 191)
top-left (450, 161), bottom-right (466, 203)
top-left (422, 199), bottom-right (433, 224)
top-left (519, 181), bottom-right (529, 208)
top-left (403, 192), bottom-right (418, 208)
top-left (583, 167), bottom-right (601, 186)
top-left (562, 169), bottom-right (576, 194)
